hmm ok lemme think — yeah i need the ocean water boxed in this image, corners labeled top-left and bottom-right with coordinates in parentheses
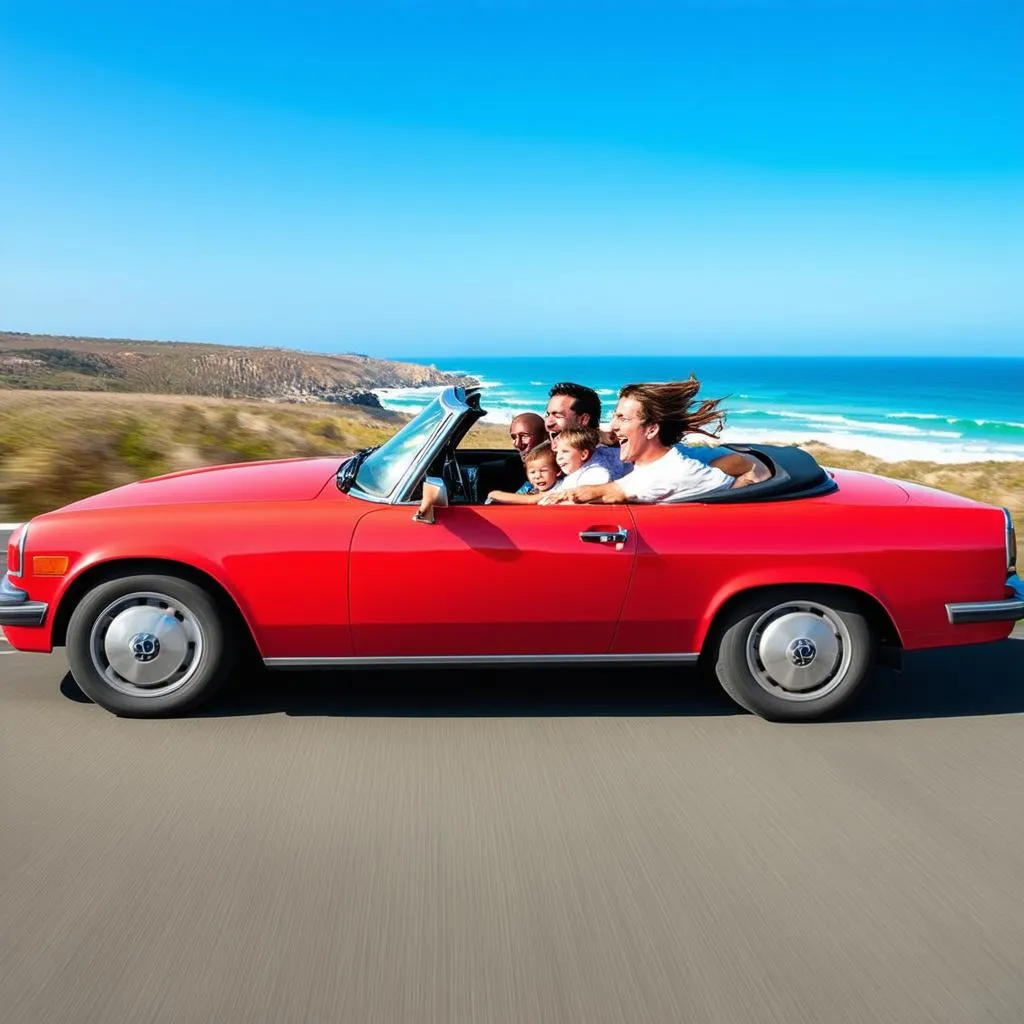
top-left (376, 356), bottom-right (1024, 464)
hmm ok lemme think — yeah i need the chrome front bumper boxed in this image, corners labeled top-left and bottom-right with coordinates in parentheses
top-left (0, 573), bottom-right (48, 627)
top-left (946, 575), bottom-right (1024, 625)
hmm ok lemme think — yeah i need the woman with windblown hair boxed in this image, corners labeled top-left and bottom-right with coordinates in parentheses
top-left (541, 376), bottom-right (751, 505)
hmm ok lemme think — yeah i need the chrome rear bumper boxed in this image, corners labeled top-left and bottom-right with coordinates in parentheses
top-left (946, 576), bottom-right (1024, 625)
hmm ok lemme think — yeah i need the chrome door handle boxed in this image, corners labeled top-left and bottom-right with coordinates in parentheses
top-left (579, 527), bottom-right (629, 545)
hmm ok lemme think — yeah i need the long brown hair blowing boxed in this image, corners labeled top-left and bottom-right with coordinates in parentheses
top-left (618, 377), bottom-right (726, 445)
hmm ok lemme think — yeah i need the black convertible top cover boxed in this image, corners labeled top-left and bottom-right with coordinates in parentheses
top-left (686, 444), bottom-right (837, 504)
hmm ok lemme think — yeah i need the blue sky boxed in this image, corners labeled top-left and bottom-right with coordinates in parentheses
top-left (1, 0), bottom-right (1021, 357)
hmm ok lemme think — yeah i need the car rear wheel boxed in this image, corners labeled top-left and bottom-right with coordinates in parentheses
top-left (66, 574), bottom-right (234, 717)
top-left (711, 589), bottom-right (874, 721)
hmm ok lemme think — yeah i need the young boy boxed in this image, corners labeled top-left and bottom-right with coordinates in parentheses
top-left (486, 440), bottom-right (561, 504)
top-left (537, 428), bottom-right (611, 503)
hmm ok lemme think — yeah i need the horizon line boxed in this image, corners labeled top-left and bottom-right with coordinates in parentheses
top-left (406, 352), bottom-right (1024, 360)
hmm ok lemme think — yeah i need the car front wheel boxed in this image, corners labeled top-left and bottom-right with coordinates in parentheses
top-left (712, 589), bottom-right (874, 721)
top-left (65, 574), bottom-right (233, 717)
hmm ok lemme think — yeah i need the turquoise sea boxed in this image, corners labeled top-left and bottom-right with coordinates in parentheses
top-left (376, 356), bottom-right (1024, 464)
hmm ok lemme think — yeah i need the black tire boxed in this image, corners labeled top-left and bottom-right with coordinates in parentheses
top-left (711, 588), bottom-right (874, 722)
top-left (65, 574), bottom-right (234, 717)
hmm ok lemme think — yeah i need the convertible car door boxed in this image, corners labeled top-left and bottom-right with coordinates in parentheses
top-left (348, 505), bottom-right (637, 656)
top-left (612, 503), bottom-right (738, 655)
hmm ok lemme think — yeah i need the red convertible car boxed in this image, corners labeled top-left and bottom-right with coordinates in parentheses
top-left (2, 386), bottom-right (1021, 721)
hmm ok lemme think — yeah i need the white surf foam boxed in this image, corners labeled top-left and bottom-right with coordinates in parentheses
top-left (716, 426), bottom-right (1024, 464)
top-left (374, 385), bottom-right (448, 403)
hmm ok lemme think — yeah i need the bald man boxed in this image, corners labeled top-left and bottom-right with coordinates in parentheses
top-left (509, 412), bottom-right (547, 454)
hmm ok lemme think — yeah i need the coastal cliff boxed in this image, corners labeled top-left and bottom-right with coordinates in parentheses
top-left (0, 331), bottom-right (477, 407)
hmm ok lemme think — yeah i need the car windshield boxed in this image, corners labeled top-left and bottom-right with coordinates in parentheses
top-left (354, 398), bottom-right (448, 499)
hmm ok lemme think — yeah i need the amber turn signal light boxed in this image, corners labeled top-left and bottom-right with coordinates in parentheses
top-left (32, 555), bottom-right (70, 577)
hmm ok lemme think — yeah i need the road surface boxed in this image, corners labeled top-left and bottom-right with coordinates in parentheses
top-left (2, 534), bottom-right (1024, 1023)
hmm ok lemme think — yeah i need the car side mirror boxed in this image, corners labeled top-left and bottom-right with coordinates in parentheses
top-left (412, 476), bottom-right (448, 524)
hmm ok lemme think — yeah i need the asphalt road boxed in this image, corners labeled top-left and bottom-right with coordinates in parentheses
top-left (3, 536), bottom-right (1024, 1023)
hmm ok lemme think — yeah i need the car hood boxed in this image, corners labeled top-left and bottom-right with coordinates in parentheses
top-left (54, 457), bottom-right (343, 513)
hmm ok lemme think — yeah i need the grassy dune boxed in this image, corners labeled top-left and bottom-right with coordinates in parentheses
top-left (0, 391), bottom-right (407, 519)
top-left (1, 390), bottom-right (1021, 521)
top-left (802, 444), bottom-right (1024, 520)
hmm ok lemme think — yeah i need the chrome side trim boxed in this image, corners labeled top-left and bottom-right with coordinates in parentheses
top-left (8, 523), bottom-right (28, 579)
top-left (264, 652), bottom-right (701, 669)
top-left (946, 598), bottom-right (1024, 625)
top-left (1004, 507), bottom-right (1017, 574)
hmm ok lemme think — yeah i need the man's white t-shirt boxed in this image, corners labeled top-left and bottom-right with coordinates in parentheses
top-left (618, 446), bottom-right (734, 503)
top-left (552, 463), bottom-right (612, 491)
top-left (585, 442), bottom-right (727, 480)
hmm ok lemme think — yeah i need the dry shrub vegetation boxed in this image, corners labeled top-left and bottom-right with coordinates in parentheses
top-left (1, 390), bottom-right (1021, 521)
top-left (0, 391), bottom-right (406, 519)
top-left (802, 444), bottom-right (1024, 521)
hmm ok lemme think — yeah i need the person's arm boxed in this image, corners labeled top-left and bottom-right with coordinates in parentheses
top-left (541, 482), bottom-right (628, 505)
top-left (682, 444), bottom-right (768, 488)
top-left (710, 453), bottom-right (755, 478)
top-left (487, 489), bottom-right (545, 505)
top-left (726, 453), bottom-right (771, 488)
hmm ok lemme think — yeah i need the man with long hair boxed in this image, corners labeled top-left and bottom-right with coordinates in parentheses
top-left (542, 378), bottom-right (748, 504)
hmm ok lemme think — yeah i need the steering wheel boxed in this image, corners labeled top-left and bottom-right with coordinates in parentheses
top-left (442, 450), bottom-right (469, 503)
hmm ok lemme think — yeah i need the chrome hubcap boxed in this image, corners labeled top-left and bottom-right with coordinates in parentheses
top-left (89, 592), bottom-right (204, 697)
top-left (745, 602), bottom-right (852, 702)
